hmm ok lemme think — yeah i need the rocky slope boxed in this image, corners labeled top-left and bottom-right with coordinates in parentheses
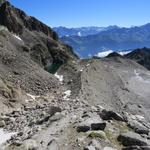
top-left (0, 1), bottom-right (78, 95)
top-left (0, 1), bottom-right (150, 150)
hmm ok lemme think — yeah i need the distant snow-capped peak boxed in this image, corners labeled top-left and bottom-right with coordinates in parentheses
top-left (96, 50), bottom-right (131, 58)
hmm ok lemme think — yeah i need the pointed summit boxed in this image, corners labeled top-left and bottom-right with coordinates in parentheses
top-left (0, 1), bottom-right (58, 40)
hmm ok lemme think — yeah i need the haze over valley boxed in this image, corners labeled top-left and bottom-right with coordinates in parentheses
top-left (54, 24), bottom-right (150, 57)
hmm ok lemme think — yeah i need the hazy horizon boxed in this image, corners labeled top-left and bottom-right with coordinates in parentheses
top-left (53, 23), bottom-right (150, 28)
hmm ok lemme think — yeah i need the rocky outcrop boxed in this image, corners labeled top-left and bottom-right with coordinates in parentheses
top-left (125, 47), bottom-right (150, 70)
top-left (0, 1), bottom-right (57, 39)
top-left (106, 52), bottom-right (123, 58)
top-left (99, 109), bottom-right (125, 121)
top-left (0, 1), bottom-right (78, 95)
top-left (118, 132), bottom-right (150, 147)
top-left (0, 1), bottom-right (78, 69)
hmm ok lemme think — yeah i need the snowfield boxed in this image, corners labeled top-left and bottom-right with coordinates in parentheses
top-left (0, 129), bottom-right (17, 145)
top-left (96, 50), bottom-right (131, 58)
top-left (96, 50), bottom-right (113, 58)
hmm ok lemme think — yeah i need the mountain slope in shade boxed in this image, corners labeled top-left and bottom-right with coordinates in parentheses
top-left (60, 23), bottom-right (150, 57)
top-left (125, 47), bottom-right (150, 70)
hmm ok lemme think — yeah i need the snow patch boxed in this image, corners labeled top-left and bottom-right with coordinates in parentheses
top-left (96, 50), bottom-right (132, 58)
top-left (96, 50), bottom-right (113, 58)
top-left (54, 72), bottom-right (63, 82)
top-left (0, 129), bottom-right (17, 145)
top-left (12, 34), bottom-right (22, 41)
top-left (80, 68), bottom-right (83, 72)
top-left (27, 93), bottom-right (40, 101)
top-left (118, 51), bottom-right (131, 56)
top-left (63, 90), bottom-right (71, 100)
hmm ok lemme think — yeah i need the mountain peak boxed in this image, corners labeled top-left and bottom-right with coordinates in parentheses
top-left (0, 1), bottom-right (58, 40)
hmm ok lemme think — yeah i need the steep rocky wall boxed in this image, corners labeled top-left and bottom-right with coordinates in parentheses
top-left (0, 1), bottom-right (78, 73)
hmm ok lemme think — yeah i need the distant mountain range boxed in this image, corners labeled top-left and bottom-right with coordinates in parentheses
top-left (53, 26), bottom-right (119, 37)
top-left (53, 24), bottom-right (150, 57)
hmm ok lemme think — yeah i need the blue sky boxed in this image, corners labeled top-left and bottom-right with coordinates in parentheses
top-left (10, 0), bottom-right (150, 28)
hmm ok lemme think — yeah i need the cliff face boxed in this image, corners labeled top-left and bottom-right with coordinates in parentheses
top-left (0, 1), bottom-right (57, 39)
top-left (0, 1), bottom-right (78, 95)
top-left (0, 1), bottom-right (78, 70)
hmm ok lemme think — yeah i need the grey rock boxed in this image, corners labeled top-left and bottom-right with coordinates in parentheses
top-left (12, 140), bottom-right (23, 146)
top-left (84, 145), bottom-right (96, 150)
top-left (47, 139), bottom-right (59, 150)
top-left (100, 109), bottom-right (125, 121)
top-left (103, 147), bottom-right (117, 150)
top-left (36, 115), bottom-right (50, 125)
top-left (47, 106), bottom-right (61, 116)
top-left (77, 125), bottom-right (90, 132)
top-left (128, 121), bottom-right (149, 135)
top-left (50, 112), bottom-right (63, 122)
top-left (21, 139), bottom-right (38, 150)
top-left (122, 146), bottom-right (150, 150)
top-left (118, 132), bottom-right (150, 147)
top-left (0, 120), bottom-right (5, 127)
top-left (91, 122), bottom-right (106, 131)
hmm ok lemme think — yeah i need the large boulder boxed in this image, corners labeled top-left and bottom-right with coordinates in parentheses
top-left (76, 125), bottom-right (90, 132)
top-left (91, 122), bottom-right (106, 131)
top-left (128, 120), bottom-right (149, 135)
top-left (0, 120), bottom-right (5, 127)
top-left (118, 132), bottom-right (150, 147)
top-left (122, 146), bottom-right (150, 150)
top-left (100, 109), bottom-right (125, 121)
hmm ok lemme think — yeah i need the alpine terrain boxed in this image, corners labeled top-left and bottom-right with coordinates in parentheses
top-left (0, 1), bottom-right (150, 150)
top-left (56, 24), bottom-right (150, 57)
